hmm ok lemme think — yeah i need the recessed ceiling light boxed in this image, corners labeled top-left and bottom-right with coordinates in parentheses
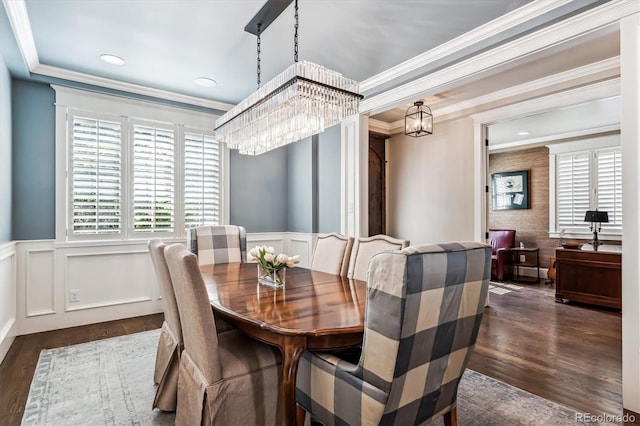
top-left (517, 131), bottom-right (531, 136)
top-left (194, 77), bottom-right (218, 88)
top-left (100, 54), bottom-right (125, 65)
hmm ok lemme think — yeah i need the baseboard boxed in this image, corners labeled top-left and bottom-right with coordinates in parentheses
top-left (0, 317), bottom-right (17, 365)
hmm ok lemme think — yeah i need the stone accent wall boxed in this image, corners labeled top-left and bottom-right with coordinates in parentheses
top-left (489, 147), bottom-right (555, 268)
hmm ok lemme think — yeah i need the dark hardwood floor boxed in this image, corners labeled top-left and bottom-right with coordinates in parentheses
top-left (469, 280), bottom-right (622, 418)
top-left (0, 281), bottom-right (622, 425)
top-left (0, 314), bottom-right (164, 425)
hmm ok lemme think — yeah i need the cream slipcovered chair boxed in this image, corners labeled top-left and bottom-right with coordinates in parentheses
top-left (310, 233), bottom-right (354, 276)
top-left (296, 242), bottom-right (491, 426)
top-left (164, 243), bottom-right (283, 426)
top-left (187, 225), bottom-right (247, 266)
top-left (149, 239), bottom-right (182, 411)
top-left (347, 234), bottom-right (410, 281)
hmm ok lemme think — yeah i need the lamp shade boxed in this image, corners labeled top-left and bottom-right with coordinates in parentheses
top-left (584, 210), bottom-right (609, 223)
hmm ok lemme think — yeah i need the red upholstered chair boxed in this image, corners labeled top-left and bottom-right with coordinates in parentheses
top-left (489, 229), bottom-right (516, 281)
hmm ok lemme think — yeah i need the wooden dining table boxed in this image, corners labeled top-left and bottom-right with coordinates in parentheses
top-left (200, 262), bottom-right (367, 426)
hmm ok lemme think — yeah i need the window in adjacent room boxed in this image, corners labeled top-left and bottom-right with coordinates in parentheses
top-left (550, 135), bottom-right (621, 239)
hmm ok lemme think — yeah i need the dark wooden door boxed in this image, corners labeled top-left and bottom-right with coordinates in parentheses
top-left (369, 134), bottom-right (386, 236)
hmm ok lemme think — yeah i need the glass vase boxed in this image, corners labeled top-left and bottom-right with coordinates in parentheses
top-left (257, 264), bottom-right (286, 288)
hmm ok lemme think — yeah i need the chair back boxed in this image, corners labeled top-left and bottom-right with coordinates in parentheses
top-left (310, 233), bottom-right (354, 276)
top-left (148, 239), bottom-right (182, 343)
top-left (347, 234), bottom-right (409, 281)
top-left (164, 243), bottom-right (222, 384)
top-left (360, 242), bottom-right (491, 424)
top-left (187, 225), bottom-right (247, 266)
top-left (488, 229), bottom-right (515, 255)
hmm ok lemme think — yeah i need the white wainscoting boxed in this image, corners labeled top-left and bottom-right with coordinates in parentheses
top-left (11, 232), bottom-right (315, 338)
top-left (0, 242), bottom-right (17, 364)
top-left (246, 232), bottom-right (315, 268)
top-left (16, 240), bottom-right (164, 336)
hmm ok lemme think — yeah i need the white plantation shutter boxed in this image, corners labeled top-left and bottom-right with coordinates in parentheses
top-left (557, 152), bottom-right (590, 229)
top-left (62, 95), bottom-right (224, 241)
top-left (132, 123), bottom-right (176, 233)
top-left (71, 115), bottom-right (122, 235)
top-left (596, 148), bottom-right (622, 229)
top-left (184, 131), bottom-right (220, 228)
top-left (555, 146), bottom-right (622, 234)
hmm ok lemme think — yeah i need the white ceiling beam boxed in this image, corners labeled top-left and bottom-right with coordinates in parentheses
top-left (360, 0), bottom-right (637, 116)
top-left (360, 0), bottom-right (575, 92)
top-left (384, 56), bottom-right (620, 130)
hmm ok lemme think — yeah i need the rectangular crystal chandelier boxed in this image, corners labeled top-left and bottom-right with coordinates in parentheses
top-left (214, 61), bottom-right (361, 156)
top-left (213, 0), bottom-right (362, 156)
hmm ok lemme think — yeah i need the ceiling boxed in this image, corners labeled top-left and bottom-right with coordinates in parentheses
top-left (1, 0), bottom-right (578, 106)
top-left (1, 0), bottom-right (622, 144)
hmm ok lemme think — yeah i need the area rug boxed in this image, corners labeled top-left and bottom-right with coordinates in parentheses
top-left (22, 329), bottom-right (614, 425)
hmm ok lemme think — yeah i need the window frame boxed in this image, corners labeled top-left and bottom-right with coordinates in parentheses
top-left (54, 85), bottom-right (227, 245)
top-left (548, 134), bottom-right (622, 241)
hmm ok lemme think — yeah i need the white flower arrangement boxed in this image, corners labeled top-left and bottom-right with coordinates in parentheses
top-left (249, 246), bottom-right (301, 273)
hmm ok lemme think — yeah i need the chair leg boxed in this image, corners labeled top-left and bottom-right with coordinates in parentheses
top-left (296, 405), bottom-right (307, 426)
top-left (443, 407), bottom-right (457, 426)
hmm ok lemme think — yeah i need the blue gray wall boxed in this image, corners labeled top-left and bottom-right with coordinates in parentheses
top-left (0, 56), bottom-right (11, 243)
top-left (317, 125), bottom-right (341, 233)
top-left (11, 80), bottom-right (56, 240)
top-left (229, 125), bottom-right (341, 234)
top-left (286, 137), bottom-right (314, 233)
top-left (229, 147), bottom-right (288, 232)
top-left (7, 77), bottom-right (342, 238)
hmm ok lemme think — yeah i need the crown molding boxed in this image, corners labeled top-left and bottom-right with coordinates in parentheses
top-left (383, 58), bottom-right (619, 131)
top-left (359, 0), bottom-right (574, 92)
top-left (34, 64), bottom-right (233, 111)
top-left (489, 124), bottom-right (620, 152)
top-left (435, 57), bottom-right (620, 118)
top-left (3, 0), bottom-right (39, 70)
top-left (360, 1), bottom-right (637, 116)
top-left (4, 0), bottom-right (233, 111)
top-left (470, 78), bottom-right (620, 124)
top-left (368, 118), bottom-right (393, 132)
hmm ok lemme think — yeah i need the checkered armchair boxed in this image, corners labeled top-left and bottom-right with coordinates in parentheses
top-left (296, 242), bottom-right (491, 426)
top-left (187, 225), bottom-right (247, 266)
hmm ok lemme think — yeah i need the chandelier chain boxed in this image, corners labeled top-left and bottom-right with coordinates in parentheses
top-left (294, 0), bottom-right (299, 63)
top-left (257, 23), bottom-right (262, 87)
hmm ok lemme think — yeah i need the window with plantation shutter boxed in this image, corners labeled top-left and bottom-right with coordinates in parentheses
top-left (61, 90), bottom-right (226, 242)
top-left (184, 131), bottom-right (220, 228)
top-left (596, 148), bottom-right (622, 230)
top-left (556, 152), bottom-right (590, 229)
top-left (555, 146), bottom-right (622, 235)
top-left (71, 115), bottom-right (122, 236)
top-left (132, 123), bottom-right (176, 233)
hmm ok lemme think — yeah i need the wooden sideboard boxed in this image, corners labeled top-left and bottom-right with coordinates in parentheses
top-left (555, 248), bottom-right (622, 310)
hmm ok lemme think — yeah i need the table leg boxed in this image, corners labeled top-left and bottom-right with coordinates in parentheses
top-left (281, 335), bottom-right (307, 426)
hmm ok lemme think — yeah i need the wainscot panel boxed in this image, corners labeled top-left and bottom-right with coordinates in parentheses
top-left (0, 242), bottom-right (17, 364)
top-left (14, 233), bottom-right (314, 335)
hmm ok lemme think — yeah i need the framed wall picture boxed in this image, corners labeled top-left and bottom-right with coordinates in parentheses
top-left (492, 170), bottom-right (529, 210)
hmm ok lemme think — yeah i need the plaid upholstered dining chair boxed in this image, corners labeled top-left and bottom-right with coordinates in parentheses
top-left (164, 243), bottom-right (283, 425)
top-left (296, 242), bottom-right (491, 426)
top-left (347, 234), bottom-right (410, 282)
top-left (187, 225), bottom-right (247, 266)
top-left (310, 233), bottom-right (354, 276)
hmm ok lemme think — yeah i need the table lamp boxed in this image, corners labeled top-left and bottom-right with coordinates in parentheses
top-left (584, 210), bottom-right (608, 251)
